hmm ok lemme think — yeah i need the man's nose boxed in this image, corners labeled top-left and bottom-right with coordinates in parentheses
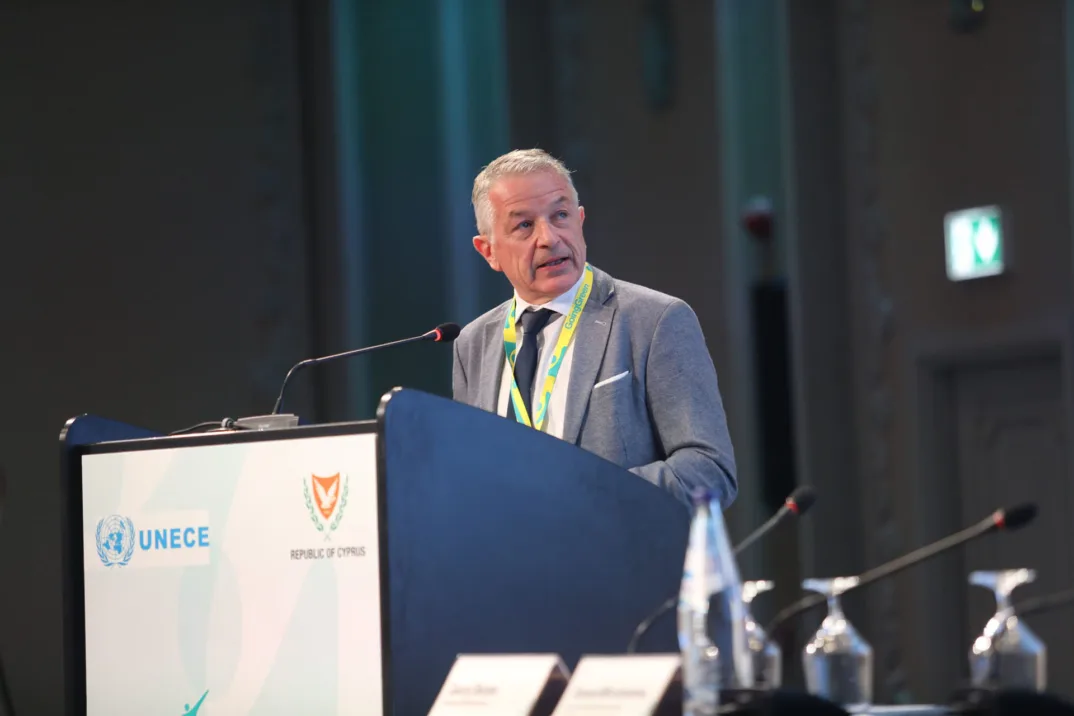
top-left (535, 219), bottom-right (559, 248)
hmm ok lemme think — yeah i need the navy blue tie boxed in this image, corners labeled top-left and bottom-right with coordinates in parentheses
top-left (514, 308), bottom-right (557, 422)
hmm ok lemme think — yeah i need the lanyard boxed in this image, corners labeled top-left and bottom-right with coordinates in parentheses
top-left (503, 263), bottom-right (594, 431)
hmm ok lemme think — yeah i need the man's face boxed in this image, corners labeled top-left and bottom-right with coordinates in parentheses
top-left (474, 170), bottom-right (587, 305)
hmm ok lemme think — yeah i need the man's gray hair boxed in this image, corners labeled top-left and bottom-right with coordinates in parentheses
top-left (471, 148), bottom-right (579, 237)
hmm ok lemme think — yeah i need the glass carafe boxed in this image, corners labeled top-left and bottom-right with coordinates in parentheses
top-left (968, 569), bottom-right (1046, 692)
top-left (742, 580), bottom-right (781, 689)
top-left (801, 576), bottom-right (873, 711)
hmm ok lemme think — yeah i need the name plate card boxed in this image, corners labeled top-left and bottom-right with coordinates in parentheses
top-left (429, 653), bottom-right (570, 716)
top-left (551, 654), bottom-right (682, 716)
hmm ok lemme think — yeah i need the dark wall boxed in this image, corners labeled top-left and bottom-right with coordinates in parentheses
top-left (0, 1), bottom-right (511, 710)
top-left (354, 0), bottom-right (454, 402)
top-left (784, 0), bottom-right (1074, 702)
top-left (863, 0), bottom-right (1073, 700)
top-left (506, 0), bottom-right (730, 365)
top-left (0, 2), bottom-right (313, 711)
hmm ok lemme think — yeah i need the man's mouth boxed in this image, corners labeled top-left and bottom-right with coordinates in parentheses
top-left (538, 257), bottom-right (569, 270)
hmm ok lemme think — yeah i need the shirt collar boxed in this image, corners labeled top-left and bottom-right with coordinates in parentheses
top-left (513, 266), bottom-right (587, 318)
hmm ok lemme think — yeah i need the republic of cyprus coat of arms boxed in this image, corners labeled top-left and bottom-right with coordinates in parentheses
top-left (303, 472), bottom-right (348, 539)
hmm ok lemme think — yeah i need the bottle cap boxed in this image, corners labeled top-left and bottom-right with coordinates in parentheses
top-left (690, 488), bottom-right (715, 507)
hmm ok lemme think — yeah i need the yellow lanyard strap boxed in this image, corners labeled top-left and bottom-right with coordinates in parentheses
top-left (502, 263), bottom-right (594, 431)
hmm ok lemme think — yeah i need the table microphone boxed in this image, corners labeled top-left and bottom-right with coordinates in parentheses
top-left (764, 502), bottom-right (1039, 637)
top-left (171, 322), bottom-right (462, 435)
top-left (1013, 586), bottom-right (1074, 620)
top-left (732, 485), bottom-right (816, 555)
top-left (625, 486), bottom-right (817, 653)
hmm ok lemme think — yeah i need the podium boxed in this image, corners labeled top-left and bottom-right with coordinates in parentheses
top-left (60, 388), bottom-right (690, 715)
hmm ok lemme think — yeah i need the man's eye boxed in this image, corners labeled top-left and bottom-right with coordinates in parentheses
top-left (516, 220), bottom-right (533, 231)
top-left (556, 211), bottom-right (569, 219)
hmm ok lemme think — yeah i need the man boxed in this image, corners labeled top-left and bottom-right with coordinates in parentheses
top-left (452, 148), bottom-right (737, 509)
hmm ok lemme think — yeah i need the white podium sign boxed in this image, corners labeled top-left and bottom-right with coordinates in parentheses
top-left (80, 431), bottom-right (384, 715)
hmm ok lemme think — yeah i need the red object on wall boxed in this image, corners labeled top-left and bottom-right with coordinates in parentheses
top-left (742, 195), bottom-right (774, 242)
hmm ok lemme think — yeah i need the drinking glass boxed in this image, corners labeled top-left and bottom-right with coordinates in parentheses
top-left (742, 580), bottom-right (781, 689)
top-left (801, 576), bottom-right (873, 711)
top-left (968, 569), bottom-right (1046, 691)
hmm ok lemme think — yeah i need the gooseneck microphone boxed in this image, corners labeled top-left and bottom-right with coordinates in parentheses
top-left (764, 502), bottom-right (1039, 637)
top-left (169, 322), bottom-right (461, 435)
top-left (730, 485), bottom-right (817, 556)
top-left (625, 486), bottom-right (817, 653)
top-left (1014, 586), bottom-right (1074, 620)
top-left (271, 322), bottom-right (461, 415)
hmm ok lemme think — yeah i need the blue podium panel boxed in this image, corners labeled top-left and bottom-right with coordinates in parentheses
top-left (378, 389), bottom-right (689, 715)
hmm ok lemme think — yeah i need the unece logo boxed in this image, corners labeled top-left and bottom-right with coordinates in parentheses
top-left (94, 513), bottom-right (211, 568)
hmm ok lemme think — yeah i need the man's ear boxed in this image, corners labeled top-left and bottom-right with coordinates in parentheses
top-left (579, 205), bottom-right (585, 225)
top-left (473, 235), bottom-right (501, 271)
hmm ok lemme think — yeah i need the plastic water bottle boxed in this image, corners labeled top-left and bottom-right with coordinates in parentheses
top-left (706, 504), bottom-right (754, 692)
top-left (678, 490), bottom-right (721, 715)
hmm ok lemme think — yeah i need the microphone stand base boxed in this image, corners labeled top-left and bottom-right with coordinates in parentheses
top-left (231, 414), bottom-right (299, 431)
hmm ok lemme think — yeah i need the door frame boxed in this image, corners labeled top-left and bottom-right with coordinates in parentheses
top-left (902, 317), bottom-right (1074, 700)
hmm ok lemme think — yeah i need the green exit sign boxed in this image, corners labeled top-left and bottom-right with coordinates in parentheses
top-left (944, 205), bottom-right (1005, 281)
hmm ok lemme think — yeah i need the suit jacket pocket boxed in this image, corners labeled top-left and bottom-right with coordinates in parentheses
top-left (585, 371), bottom-right (633, 464)
top-left (593, 370), bottom-right (631, 390)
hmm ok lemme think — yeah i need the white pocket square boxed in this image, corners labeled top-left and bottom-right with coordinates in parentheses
top-left (594, 370), bottom-right (630, 389)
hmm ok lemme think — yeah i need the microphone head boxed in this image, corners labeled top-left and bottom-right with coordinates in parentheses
top-left (786, 485), bottom-right (817, 516)
top-left (430, 322), bottom-right (462, 343)
top-left (994, 503), bottom-right (1038, 531)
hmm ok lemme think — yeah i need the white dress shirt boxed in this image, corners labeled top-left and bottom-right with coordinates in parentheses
top-left (496, 270), bottom-right (587, 439)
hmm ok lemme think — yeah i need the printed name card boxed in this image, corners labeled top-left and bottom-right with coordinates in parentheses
top-left (551, 654), bottom-right (682, 716)
top-left (428, 653), bottom-right (571, 716)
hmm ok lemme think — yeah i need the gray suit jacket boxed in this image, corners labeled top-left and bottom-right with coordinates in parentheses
top-left (451, 265), bottom-right (737, 509)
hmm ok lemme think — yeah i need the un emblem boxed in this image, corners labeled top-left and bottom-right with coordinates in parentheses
top-left (95, 514), bottom-right (136, 567)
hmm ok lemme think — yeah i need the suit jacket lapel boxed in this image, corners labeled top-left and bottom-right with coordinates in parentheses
top-left (476, 305), bottom-right (508, 413)
top-left (561, 269), bottom-right (616, 445)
